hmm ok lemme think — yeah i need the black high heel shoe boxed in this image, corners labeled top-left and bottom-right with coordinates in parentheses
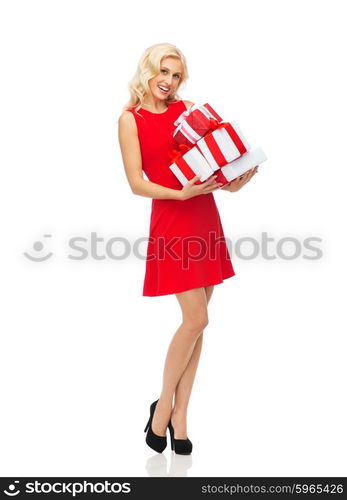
top-left (168, 419), bottom-right (193, 455)
top-left (144, 399), bottom-right (167, 453)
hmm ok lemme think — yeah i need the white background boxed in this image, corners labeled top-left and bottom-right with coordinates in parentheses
top-left (1, 0), bottom-right (346, 478)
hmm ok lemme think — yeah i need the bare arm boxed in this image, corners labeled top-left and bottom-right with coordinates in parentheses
top-left (118, 111), bottom-right (182, 200)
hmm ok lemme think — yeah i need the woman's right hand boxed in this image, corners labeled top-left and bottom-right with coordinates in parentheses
top-left (178, 175), bottom-right (223, 201)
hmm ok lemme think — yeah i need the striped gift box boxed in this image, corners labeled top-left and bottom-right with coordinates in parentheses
top-left (169, 146), bottom-right (215, 186)
top-left (196, 122), bottom-right (250, 170)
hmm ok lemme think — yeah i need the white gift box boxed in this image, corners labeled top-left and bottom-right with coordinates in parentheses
top-left (216, 147), bottom-right (267, 186)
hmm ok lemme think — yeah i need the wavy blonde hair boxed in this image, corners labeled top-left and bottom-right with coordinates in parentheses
top-left (124, 43), bottom-right (189, 113)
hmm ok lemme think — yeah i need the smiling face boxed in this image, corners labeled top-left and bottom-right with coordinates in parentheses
top-left (148, 56), bottom-right (183, 101)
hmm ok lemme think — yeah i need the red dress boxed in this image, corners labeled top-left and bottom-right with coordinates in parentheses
top-left (128, 100), bottom-right (236, 297)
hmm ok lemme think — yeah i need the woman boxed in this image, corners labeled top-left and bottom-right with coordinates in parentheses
top-left (118, 43), bottom-right (258, 455)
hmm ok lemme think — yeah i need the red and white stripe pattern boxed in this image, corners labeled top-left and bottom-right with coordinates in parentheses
top-left (173, 103), bottom-right (223, 146)
top-left (169, 146), bottom-right (214, 186)
top-left (196, 122), bottom-right (250, 170)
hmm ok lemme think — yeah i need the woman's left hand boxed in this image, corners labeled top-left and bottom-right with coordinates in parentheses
top-left (221, 166), bottom-right (258, 192)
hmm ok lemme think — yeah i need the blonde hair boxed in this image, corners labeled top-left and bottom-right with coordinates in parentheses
top-left (124, 43), bottom-right (189, 113)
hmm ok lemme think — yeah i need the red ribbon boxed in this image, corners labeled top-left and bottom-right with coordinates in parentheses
top-left (202, 121), bottom-right (247, 168)
top-left (168, 143), bottom-right (192, 162)
top-left (178, 156), bottom-right (204, 184)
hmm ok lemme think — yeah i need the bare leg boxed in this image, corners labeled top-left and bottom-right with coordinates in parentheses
top-left (171, 285), bottom-right (214, 438)
top-left (151, 286), bottom-right (210, 437)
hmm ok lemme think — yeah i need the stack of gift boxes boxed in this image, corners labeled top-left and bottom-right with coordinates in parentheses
top-left (169, 103), bottom-right (267, 188)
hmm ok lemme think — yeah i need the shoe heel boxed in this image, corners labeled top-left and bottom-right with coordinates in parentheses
top-left (169, 427), bottom-right (174, 451)
top-left (144, 399), bottom-right (167, 453)
top-left (144, 417), bottom-right (150, 433)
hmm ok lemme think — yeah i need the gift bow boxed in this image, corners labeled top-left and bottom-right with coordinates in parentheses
top-left (168, 143), bottom-right (191, 163)
top-left (208, 118), bottom-right (220, 131)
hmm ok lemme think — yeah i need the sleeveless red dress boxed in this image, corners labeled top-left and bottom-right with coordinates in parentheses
top-left (128, 100), bottom-right (236, 296)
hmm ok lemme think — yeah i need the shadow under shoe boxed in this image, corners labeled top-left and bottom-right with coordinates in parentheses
top-left (168, 420), bottom-right (193, 455)
top-left (144, 399), bottom-right (167, 453)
